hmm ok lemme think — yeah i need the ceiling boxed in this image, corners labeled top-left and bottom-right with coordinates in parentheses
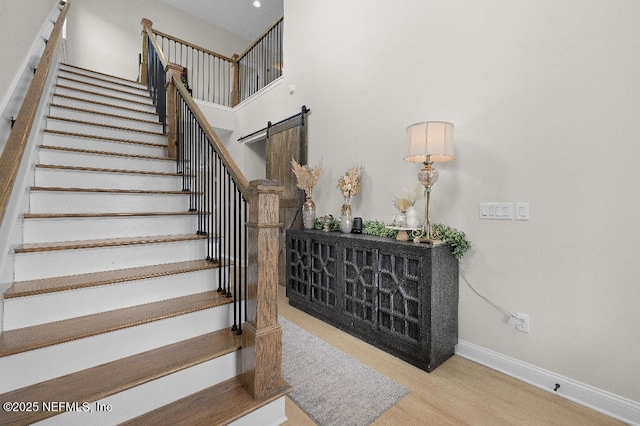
top-left (158, 0), bottom-right (283, 42)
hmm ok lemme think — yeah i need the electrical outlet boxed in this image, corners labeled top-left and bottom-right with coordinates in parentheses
top-left (514, 313), bottom-right (530, 333)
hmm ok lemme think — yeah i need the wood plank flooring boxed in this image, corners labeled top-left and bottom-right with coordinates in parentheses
top-left (277, 286), bottom-right (623, 426)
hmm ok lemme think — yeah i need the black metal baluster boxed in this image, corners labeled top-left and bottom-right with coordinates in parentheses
top-left (223, 168), bottom-right (229, 298)
top-left (243, 197), bottom-right (248, 325)
top-left (226, 170), bottom-right (232, 301)
top-left (231, 184), bottom-right (239, 333)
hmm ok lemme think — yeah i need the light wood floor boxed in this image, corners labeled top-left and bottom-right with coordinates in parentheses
top-left (277, 287), bottom-right (623, 426)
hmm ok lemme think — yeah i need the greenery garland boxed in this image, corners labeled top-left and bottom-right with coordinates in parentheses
top-left (431, 223), bottom-right (472, 260)
top-left (312, 218), bottom-right (471, 259)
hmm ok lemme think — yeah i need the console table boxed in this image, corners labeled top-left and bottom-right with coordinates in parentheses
top-left (285, 229), bottom-right (459, 372)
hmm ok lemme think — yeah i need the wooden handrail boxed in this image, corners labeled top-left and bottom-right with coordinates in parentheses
top-left (0, 2), bottom-right (70, 227)
top-left (151, 28), bottom-right (235, 63)
top-left (237, 16), bottom-right (283, 60)
top-left (170, 72), bottom-right (250, 197)
top-left (142, 18), bottom-right (248, 196)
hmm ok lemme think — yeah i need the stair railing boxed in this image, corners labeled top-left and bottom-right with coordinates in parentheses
top-left (140, 17), bottom-right (283, 107)
top-left (141, 19), bottom-right (286, 400)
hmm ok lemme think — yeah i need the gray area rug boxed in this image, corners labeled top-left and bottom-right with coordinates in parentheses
top-left (280, 316), bottom-right (409, 426)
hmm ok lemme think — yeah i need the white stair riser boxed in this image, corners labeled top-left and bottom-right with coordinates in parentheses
top-left (34, 167), bottom-right (183, 192)
top-left (55, 86), bottom-right (156, 113)
top-left (42, 132), bottom-right (166, 157)
top-left (39, 352), bottom-right (241, 426)
top-left (38, 148), bottom-right (174, 173)
top-left (52, 94), bottom-right (157, 122)
top-left (4, 268), bottom-right (220, 329)
top-left (57, 77), bottom-right (152, 104)
top-left (58, 70), bottom-right (148, 94)
top-left (29, 190), bottom-right (189, 214)
top-left (23, 214), bottom-right (197, 243)
top-left (230, 398), bottom-right (288, 426)
top-left (46, 119), bottom-right (165, 145)
top-left (60, 65), bottom-right (146, 89)
top-left (0, 305), bottom-right (236, 393)
top-left (50, 105), bottom-right (163, 133)
top-left (14, 238), bottom-right (207, 281)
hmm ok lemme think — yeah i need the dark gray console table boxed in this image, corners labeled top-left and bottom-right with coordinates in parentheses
top-left (286, 229), bottom-right (459, 372)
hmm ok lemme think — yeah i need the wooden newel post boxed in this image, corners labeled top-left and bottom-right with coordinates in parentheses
top-left (242, 179), bottom-right (285, 399)
top-left (231, 54), bottom-right (240, 107)
top-left (164, 63), bottom-right (182, 160)
top-left (140, 18), bottom-right (153, 85)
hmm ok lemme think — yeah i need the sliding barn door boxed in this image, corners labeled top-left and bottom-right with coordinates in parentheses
top-left (265, 111), bottom-right (309, 286)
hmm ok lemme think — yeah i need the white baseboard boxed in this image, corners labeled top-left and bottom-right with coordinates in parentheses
top-left (455, 340), bottom-right (640, 425)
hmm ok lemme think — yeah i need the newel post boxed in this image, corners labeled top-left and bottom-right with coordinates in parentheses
top-left (164, 63), bottom-right (182, 160)
top-left (140, 18), bottom-right (153, 85)
top-left (231, 54), bottom-right (240, 107)
top-left (242, 179), bottom-right (284, 399)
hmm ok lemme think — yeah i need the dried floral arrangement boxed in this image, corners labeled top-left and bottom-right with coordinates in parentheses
top-left (392, 183), bottom-right (422, 213)
top-left (337, 164), bottom-right (362, 199)
top-left (291, 158), bottom-right (322, 198)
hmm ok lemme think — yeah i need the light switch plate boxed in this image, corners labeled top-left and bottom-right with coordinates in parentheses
top-left (479, 203), bottom-right (513, 220)
top-left (516, 202), bottom-right (529, 220)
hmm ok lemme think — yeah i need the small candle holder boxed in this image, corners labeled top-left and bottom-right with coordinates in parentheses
top-left (319, 214), bottom-right (334, 232)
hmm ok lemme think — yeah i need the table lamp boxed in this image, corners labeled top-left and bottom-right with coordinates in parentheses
top-left (404, 121), bottom-right (454, 244)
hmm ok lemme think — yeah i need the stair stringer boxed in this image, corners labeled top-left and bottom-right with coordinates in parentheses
top-left (0, 53), bottom-right (62, 334)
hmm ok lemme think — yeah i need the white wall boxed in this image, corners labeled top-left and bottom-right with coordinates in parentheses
top-left (0, 0), bottom-right (59, 153)
top-left (233, 0), bottom-right (640, 404)
top-left (64, 0), bottom-right (250, 82)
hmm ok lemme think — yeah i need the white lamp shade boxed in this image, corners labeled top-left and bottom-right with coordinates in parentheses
top-left (404, 121), bottom-right (455, 163)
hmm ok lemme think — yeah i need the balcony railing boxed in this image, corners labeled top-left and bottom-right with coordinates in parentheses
top-left (237, 17), bottom-right (283, 104)
top-left (142, 17), bottom-right (283, 107)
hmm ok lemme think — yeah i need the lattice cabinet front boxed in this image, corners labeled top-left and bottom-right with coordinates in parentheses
top-left (286, 229), bottom-right (459, 372)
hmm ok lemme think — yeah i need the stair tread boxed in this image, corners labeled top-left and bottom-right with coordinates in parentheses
top-left (0, 328), bottom-right (241, 425)
top-left (122, 376), bottom-right (292, 426)
top-left (47, 116), bottom-right (165, 136)
top-left (53, 93), bottom-right (157, 117)
top-left (23, 211), bottom-right (197, 219)
top-left (0, 290), bottom-right (232, 358)
top-left (30, 186), bottom-right (187, 194)
top-left (15, 233), bottom-right (208, 254)
top-left (61, 63), bottom-right (143, 86)
top-left (43, 129), bottom-right (165, 148)
top-left (35, 163), bottom-right (181, 177)
top-left (58, 75), bottom-right (150, 98)
top-left (59, 67), bottom-right (147, 91)
top-left (55, 84), bottom-right (154, 108)
top-left (50, 103), bottom-right (163, 126)
top-left (5, 259), bottom-right (217, 299)
top-left (39, 144), bottom-right (172, 161)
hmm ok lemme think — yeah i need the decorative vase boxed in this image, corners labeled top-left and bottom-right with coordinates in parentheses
top-left (405, 205), bottom-right (420, 228)
top-left (302, 196), bottom-right (316, 229)
top-left (340, 197), bottom-right (353, 233)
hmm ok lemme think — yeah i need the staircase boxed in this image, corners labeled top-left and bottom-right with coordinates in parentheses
top-left (0, 64), bottom-right (287, 425)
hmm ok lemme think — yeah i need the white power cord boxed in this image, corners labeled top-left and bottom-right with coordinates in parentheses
top-left (459, 261), bottom-right (518, 321)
